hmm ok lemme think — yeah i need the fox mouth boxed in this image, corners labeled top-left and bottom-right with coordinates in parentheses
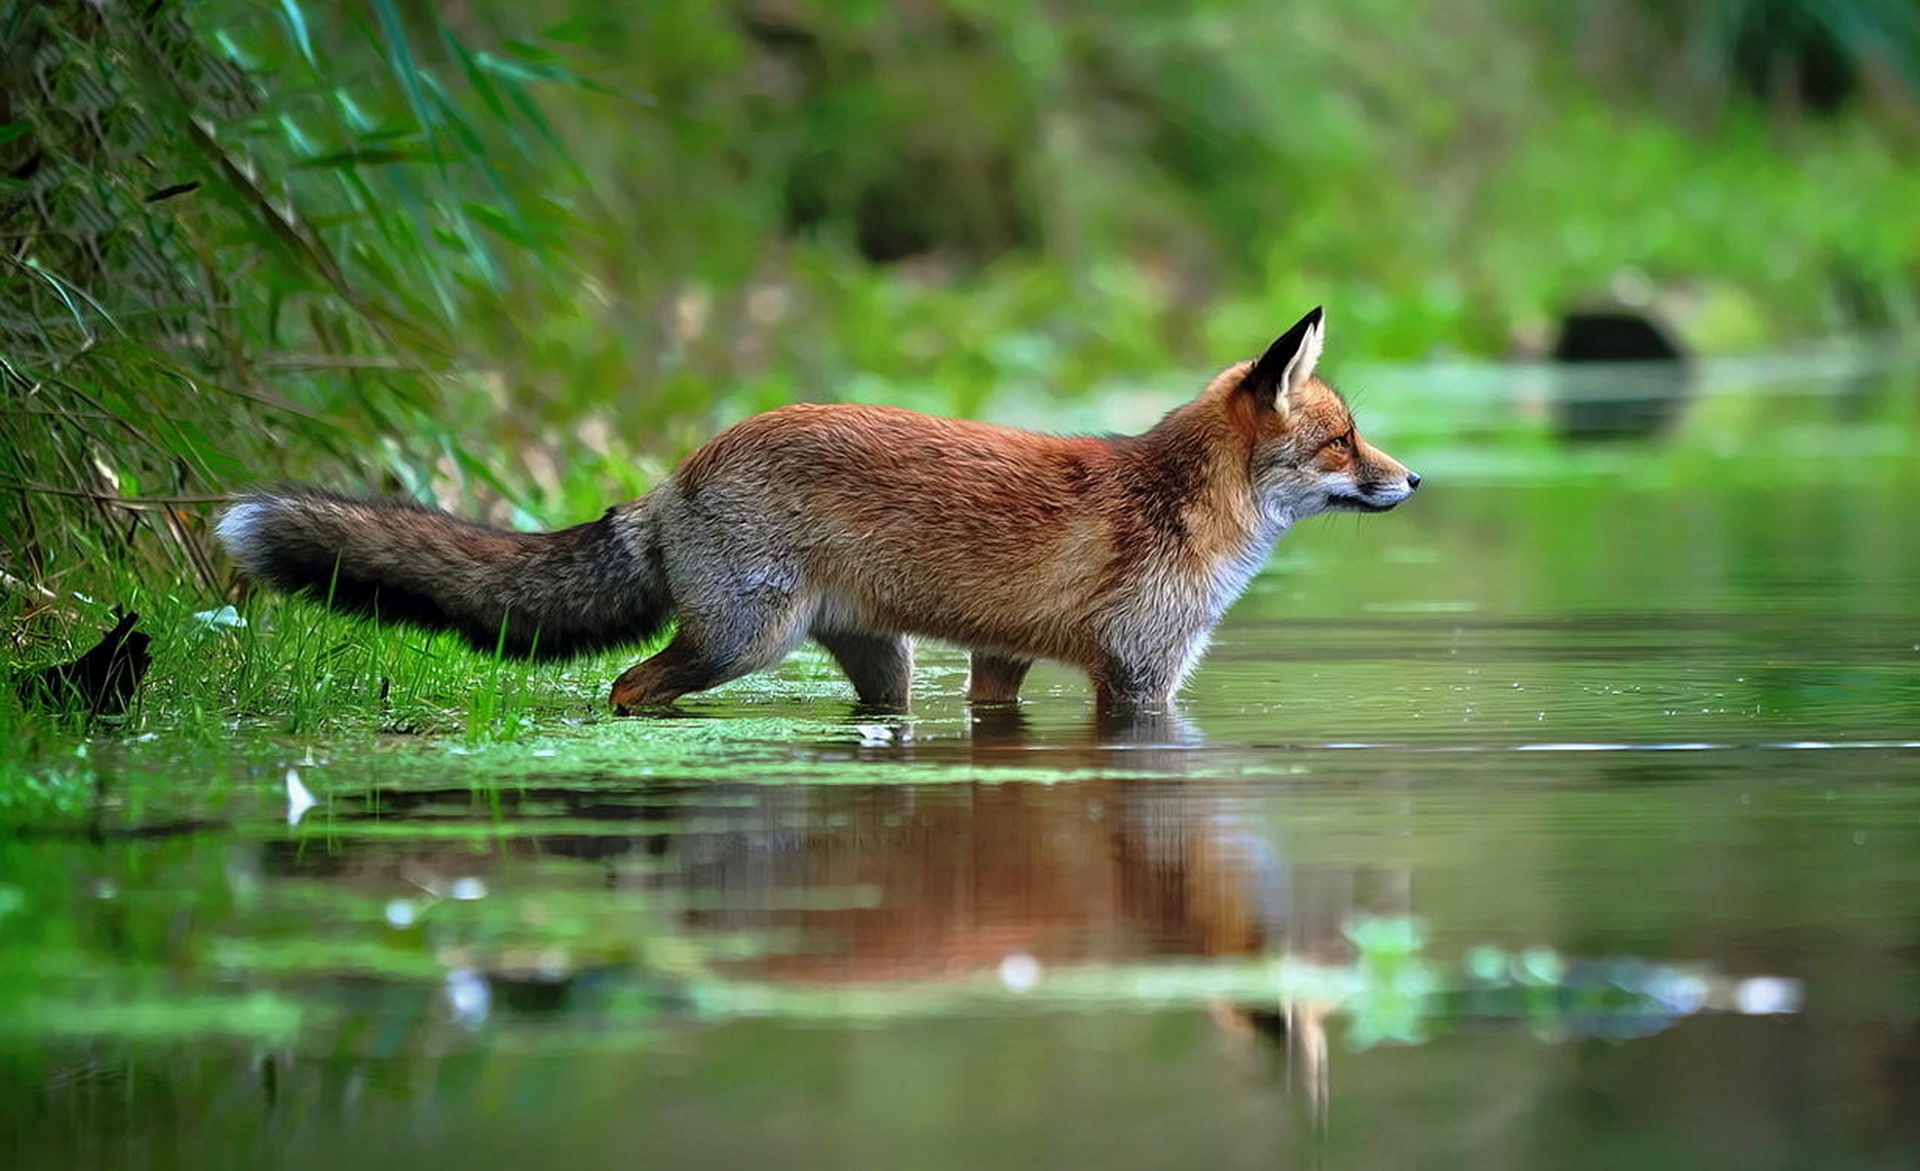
top-left (1325, 491), bottom-right (1401, 513)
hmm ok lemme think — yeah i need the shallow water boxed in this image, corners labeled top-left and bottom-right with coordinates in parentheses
top-left (5, 358), bottom-right (1920, 1168)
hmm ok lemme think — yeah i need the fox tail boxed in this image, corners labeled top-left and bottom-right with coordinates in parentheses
top-left (215, 488), bottom-right (669, 659)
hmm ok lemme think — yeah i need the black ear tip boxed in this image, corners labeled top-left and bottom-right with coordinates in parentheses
top-left (1251, 304), bottom-right (1329, 380)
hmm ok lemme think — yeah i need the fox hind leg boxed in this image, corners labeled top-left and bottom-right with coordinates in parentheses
top-left (609, 631), bottom-right (737, 711)
top-left (814, 629), bottom-right (913, 708)
top-left (610, 592), bottom-right (806, 712)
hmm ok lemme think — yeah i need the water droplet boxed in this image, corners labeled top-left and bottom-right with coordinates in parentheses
top-left (446, 968), bottom-right (491, 1028)
top-left (999, 953), bottom-right (1042, 992)
top-left (1733, 977), bottom-right (1802, 1015)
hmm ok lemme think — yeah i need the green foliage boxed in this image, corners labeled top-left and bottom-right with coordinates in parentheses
top-left (5, 0), bottom-right (1920, 678)
top-left (1340, 916), bottom-right (1441, 1047)
top-left (0, 0), bottom-right (593, 598)
top-left (1559, 0), bottom-right (1920, 115)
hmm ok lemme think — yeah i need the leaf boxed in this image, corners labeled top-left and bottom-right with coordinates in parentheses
top-left (460, 201), bottom-right (532, 248)
top-left (192, 605), bottom-right (249, 630)
top-left (277, 0), bottom-right (315, 67)
top-left (294, 148), bottom-right (431, 169)
top-left (471, 51), bottom-right (572, 86)
top-left (143, 181), bottom-right (201, 202)
top-left (370, 0), bottom-right (439, 135)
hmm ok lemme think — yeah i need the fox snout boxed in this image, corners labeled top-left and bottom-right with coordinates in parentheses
top-left (1330, 446), bottom-right (1420, 513)
top-left (1367, 463), bottom-right (1422, 507)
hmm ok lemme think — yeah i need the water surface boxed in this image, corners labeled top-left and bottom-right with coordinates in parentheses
top-left (4, 357), bottom-right (1919, 1168)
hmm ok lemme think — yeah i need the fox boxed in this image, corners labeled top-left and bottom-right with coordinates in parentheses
top-left (216, 307), bottom-right (1418, 714)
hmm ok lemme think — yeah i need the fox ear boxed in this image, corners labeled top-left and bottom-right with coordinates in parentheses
top-left (1246, 306), bottom-right (1326, 410)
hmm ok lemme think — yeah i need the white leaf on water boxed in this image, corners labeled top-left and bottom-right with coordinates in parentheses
top-left (285, 768), bottom-right (317, 826)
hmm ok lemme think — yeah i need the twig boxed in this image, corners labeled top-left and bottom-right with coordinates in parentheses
top-left (0, 480), bottom-right (228, 506)
top-left (257, 354), bottom-right (415, 370)
top-left (0, 568), bottom-right (58, 599)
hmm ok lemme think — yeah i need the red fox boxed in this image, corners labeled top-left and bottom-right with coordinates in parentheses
top-left (217, 307), bottom-right (1417, 713)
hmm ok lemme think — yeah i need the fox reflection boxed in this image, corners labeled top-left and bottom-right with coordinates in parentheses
top-left (666, 739), bottom-right (1387, 1108)
top-left (671, 720), bottom-right (1404, 991)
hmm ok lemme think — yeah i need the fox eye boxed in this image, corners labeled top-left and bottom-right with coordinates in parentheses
top-left (1323, 432), bottom-right (1353, 453)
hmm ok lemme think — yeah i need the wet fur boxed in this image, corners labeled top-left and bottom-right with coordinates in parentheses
top-left (216, 308), bottom-right (1416, 712)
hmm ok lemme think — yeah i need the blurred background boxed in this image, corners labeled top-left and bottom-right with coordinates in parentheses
top-left (4, 0), bottom-right (1920, 601)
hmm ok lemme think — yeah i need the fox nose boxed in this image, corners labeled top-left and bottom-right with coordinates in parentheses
top-left (1406, 472), bottom-right (1422, 490)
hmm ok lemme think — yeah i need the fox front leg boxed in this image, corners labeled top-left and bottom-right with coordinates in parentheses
top-left (1090, 655), bottom-right (1182, 714)
top-left (967, 652), bottom-right (1032, 704)
top-left (1089, 621), bottom-right (1208, 714)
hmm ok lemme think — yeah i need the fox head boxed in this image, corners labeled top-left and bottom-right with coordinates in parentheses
top-left (1234, 307), bottom-right (1419, 526)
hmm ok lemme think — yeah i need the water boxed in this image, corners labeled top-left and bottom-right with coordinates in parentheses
top-left (5, 358), bottom-right (1920, 1168)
